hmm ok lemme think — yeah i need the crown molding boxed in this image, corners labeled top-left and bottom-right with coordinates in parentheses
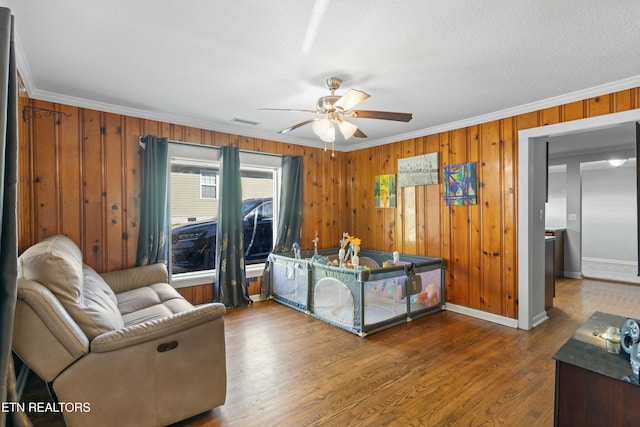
top-left (347, 75), bottom-right (640, 151)
top-left (27, 86), bottom-right (335, 150)
top-left (17, 33), bottom-right (640, 155)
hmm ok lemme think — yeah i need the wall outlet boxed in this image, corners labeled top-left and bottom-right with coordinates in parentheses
top-left (568, 213), bottom-right (577, 221)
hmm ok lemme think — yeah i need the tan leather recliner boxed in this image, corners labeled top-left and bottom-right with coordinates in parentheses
top-left (12, 235), bottom-right (227, 427)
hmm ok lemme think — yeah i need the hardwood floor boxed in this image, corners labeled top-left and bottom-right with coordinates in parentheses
top-left (20, 277), bottom-right (640, 426)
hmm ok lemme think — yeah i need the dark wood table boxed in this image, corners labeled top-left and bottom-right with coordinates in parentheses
top-left (553, 311), bottom-right (639, 426)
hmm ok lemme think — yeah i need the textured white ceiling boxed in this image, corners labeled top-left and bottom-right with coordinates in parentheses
top-left (547, 123), bottom-right (636, 159)
top-left (4, 0), bottom-right (640, 150)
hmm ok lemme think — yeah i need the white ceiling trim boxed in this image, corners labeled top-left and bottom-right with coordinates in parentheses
top-left (23, 74), bottom-right (640, 153)
top-left (12, 31), bottom-right (35, 93)
top-left (25, 86), bottom-right (328, 150)
top-left (347, 75), bottom-right (640, 150)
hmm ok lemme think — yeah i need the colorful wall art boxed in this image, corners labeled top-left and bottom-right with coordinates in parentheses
top-left (374, 174), bottom-right (396, 208)
top-left (443, 162), bottom-right (477, 206)
top-left (398, 152), bottom-right (439, 187)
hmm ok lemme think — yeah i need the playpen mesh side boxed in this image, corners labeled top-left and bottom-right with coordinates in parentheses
top-left (311, 263), bottom-right (363, 332)
top-left (313, 277), bottom-right (355, 328)
top-left (408, 268), bottom-right (442, 316)
top-left (270, 256), bottom-right (310, 311)
top-left (363, 275), bottom-right (408, 326)
top-left (357, 256), bottom-right (379, 269)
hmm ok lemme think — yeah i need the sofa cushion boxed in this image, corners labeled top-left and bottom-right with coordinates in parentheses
top-left (82, 266), bottom-right (125, 336)
top-left (18, 235), bottom-right (84, 303)
top-left (17, 235), bottom-right (124, 339)
top-left (117, 283), bottom-right (194, 327)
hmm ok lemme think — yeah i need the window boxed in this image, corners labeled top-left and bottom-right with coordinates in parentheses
top-left (200, 170), bottom-right (218, 199)
top-left (167, 142), bottom-right (282, 287)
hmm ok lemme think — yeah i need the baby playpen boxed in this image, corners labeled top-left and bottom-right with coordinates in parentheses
top-left (267, 249), bottom-right (445, 336)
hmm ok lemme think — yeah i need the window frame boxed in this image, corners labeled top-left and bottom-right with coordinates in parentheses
top-left (164, 141), bottom-right (282, 289)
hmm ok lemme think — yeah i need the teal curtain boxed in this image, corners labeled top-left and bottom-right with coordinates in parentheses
top-left (135, 135), bottom-right (169, 266)
top-left (261, 155), bottom-right (303, 298)
top-left (215, 146), bottom-right (251, 307)
top-left (274, 156), bottom-right (304, 251)
top-left (0, 8), bottom-right (30, 427)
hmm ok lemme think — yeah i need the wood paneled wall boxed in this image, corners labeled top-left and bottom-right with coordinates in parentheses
top-left (17, 97), bottom-right (348, 272)
top-left (345, 88), bottom-right (640, 319)
top-left (17, 88), bottom-right (640, 316)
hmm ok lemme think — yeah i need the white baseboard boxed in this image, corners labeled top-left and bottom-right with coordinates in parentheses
top-left (564, 271), bottom-right (583, 279)
top-left (445, 303), bottom-right (519, 329)
top-left (583, 257), bottom-right (638, 267)
top-left (532, 311), bottom-right (549, 328)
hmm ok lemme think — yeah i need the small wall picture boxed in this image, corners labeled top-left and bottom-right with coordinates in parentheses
top-left (443, 162), bottom-right (477, 206)
top-left (374, 174), bottom-right (396, 208)
top-left (398, 152), bottom-right (439, 187)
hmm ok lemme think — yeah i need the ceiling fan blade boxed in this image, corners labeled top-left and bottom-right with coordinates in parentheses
top-left (334, 89), bottom-right (370, 111)
top-left (259, 108), bottom-right (317, 113)
top-left (353, 128), bottom-right (367, 138)
top-left (278, 118), bottom-right (316, 134)
top-left (348, 110), bottom-right (413, 122)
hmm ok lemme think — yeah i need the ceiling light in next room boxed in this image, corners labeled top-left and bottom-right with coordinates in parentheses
top-left (607, 159), bottom-right (626, 167)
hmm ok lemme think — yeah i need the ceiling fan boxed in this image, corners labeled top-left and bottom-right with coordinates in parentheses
top-left (261, 77), bottom-right (412, 150)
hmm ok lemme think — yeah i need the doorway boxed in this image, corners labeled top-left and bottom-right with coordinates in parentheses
top-left (545, 125), bottom-right (637, 283)
top-left (517, 109), bottom-right (640, 330)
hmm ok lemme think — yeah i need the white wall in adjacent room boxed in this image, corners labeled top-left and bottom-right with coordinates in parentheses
top-left (581, 162), bottom-right (637, 263)
top-left (546, 160), bottom-right (637, 264)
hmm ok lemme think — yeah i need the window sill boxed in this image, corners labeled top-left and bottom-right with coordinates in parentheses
top-left (170, 263), bottom-right (266, 289)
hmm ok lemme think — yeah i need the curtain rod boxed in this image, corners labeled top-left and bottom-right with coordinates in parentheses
top-left (138, 136), bottom-right (287, 160)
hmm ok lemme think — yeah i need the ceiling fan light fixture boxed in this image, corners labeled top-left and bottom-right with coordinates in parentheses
top-left (312, 117), bottom-right (335, 142)
top-left (337, 118), bottom-right (358, 140)
top-left (266, 76), bottom-right (413, 146)
top-left (324, 124), bottom-right (335, 143)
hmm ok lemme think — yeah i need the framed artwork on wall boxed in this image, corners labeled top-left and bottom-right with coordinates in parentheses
top-left (443, 162), bottom-right (477, 206)
top-left (398, 152), bottom-right (439, 187)
top-left (374, 174), bottom-right (396, 208)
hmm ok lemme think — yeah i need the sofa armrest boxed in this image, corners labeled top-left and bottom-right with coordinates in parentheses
top-left (16, 279), bottom-right (89, 357)
top-left (14, 280), bottom-right (90, 381)
top-left (100, 263), bottom-right (169, 293)
top-left (90, 303), bottom-right (226, 353)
